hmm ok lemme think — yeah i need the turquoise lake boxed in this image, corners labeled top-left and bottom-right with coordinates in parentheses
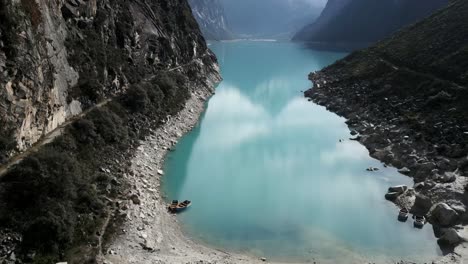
top-left (162, 41), bottom-right (440, 263)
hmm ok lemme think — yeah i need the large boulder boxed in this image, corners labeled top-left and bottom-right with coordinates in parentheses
top-left (385, 192), bottom-right (400, 201)
top-left (437, 228), bottom-right (462, 246)
top-left (429, 203), bottom-right (459, 226)
top-left (411, 194), bottom-right (432, 215)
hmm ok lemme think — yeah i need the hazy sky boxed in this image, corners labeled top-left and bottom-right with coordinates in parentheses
top-left (288, 0), bottom-right (328, 8)
top-left (221, 0), bottom-right (327, 37)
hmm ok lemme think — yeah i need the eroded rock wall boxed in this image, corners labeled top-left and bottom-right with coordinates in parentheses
top-left (0, 0), bottom-right (219, 153)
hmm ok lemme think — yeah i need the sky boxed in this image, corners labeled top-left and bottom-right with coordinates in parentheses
top-left (288, 0), bottom-right (328, 8)
top-left (221, 0), bottom-right (327, 38)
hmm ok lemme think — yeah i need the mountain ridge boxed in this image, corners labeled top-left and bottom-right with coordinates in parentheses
top-left (293, 0), bottom-right (448, 48)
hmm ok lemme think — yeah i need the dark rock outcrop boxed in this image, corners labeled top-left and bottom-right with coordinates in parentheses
top-left (0, 0), bottom-right (219, 157)
top-left (0, 0), bottom-right (220, 262)
top-left (305, 0), bottom-right (468, 231)
top-left (293, 0), bottom-right (448, 49)
top-left (430, 203), bottom-right (460, 227)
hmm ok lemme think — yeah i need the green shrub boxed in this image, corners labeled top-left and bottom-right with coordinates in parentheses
top-left (87, 108), bottom-right (128, 144)
top-left (0, 121), bottom-right (17, 159)
top-left (125, 85), bottom-right (150, 113)
top-left (71, 119), bottom-right (99, 145)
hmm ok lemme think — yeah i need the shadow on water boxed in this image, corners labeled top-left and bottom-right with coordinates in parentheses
top-left (162, 112), bottom-right (204, 200)
top-left (299, 41), bottom-right (373, 52)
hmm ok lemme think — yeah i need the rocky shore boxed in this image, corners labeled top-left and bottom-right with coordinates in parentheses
top-left (306, 70), bottom-right (468, 263)
top-left (102, 82), bottom-right (263, 264)
top-left (303, 1), bottom-right (468, 262)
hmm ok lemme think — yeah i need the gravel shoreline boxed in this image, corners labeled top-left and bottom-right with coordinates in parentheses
top-left (103, 83), bottom-right (263, 264)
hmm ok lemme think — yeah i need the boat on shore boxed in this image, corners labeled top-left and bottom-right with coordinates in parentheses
top-left (168, 200), bottom-right (192, 213)
top-left (168, 200), bottom-right (179, 212)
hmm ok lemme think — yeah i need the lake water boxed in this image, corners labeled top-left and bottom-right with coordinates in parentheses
top-left (162, 41), bottom-right (440, 263)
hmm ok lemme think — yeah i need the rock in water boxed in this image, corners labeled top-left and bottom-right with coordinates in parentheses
top-left (388, 185), bottom-right (408, 194)
top-left (385, 192), bottom-right (400, 201)
top-left (429, 203), bottom-right (459, 226)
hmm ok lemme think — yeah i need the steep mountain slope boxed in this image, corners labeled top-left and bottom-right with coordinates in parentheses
top-left (294, 0), bottom-right (448, 46)
top-left (306, 0), bottom-right (468, 242)
top-left (293, 0), bottom-right (351, 40)
top-left (0, 0), bottom-right (220, 262)
top-left (0, 0), bottom-right (219, 159)
top-left (188, 0), bottom-right (234, 40)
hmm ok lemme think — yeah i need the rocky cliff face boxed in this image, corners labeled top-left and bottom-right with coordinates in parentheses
top-left (306, 0), bottom-right (468, 249)
top-left (188, 0), bottom-right (234, 40)
top-left (293, 0), bottom-right (448, 47)
top-left (0, 0), bottom-right (220, 262)
top-left (0, 0), bottom-right (219, 159)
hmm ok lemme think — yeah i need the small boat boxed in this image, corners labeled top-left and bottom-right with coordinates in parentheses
top-left (398, 208), bottom-right (409, 222)
top-left (168, 200), bottom-right (191, 213)
top-left (175, 200), bottom-right (192, 212)
top-left (168, 200), bottom-right (178, 212)
top-left (413, 215), bottom-right (426, 228)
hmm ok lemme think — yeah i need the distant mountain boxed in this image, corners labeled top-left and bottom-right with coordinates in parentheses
top-left (293, 0), bottom-right (448, 47)
top-left (220, 0), bottom-right (323, 39)
top-left (188, 0), bottom-right (234, 40)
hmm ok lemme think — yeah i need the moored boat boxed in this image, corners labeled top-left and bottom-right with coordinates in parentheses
top-left (175, 200), bottom-right (192, 212)
top-left (168, 200), bottom-right (179, 212)
top-left (398, 208), bottom-right (409, 222)
top-left (168, 200), bottom-right (192, 213)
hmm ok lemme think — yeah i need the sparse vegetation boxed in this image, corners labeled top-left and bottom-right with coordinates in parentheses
top-left (0, 121), bottom-right (17, 163)
top-left (0, 70), bottom-right (191, 262)
top-left (20, 0), bottom-right (42, 29)
top-left (0, 0), bottom-right (214, 262)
